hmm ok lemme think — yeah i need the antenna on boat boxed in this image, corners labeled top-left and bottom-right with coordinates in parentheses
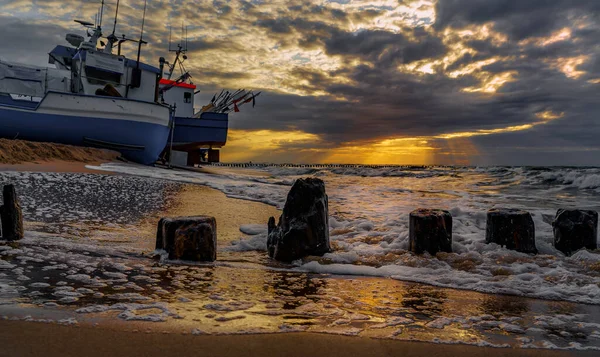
top-left (136, 0), bottom-right (148, 66)
top-left (104, 0), bottom-right (120, 53)
top-left (99, 0), bottom-right (105, 28)
top-left (166, 22), bottom-right (189, 80)
top-left (111, 0), bottom-right (120, 36)
top-left (127, 0), bottom-right (147, 93)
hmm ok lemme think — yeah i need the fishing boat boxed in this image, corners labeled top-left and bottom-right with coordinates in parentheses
top-left (0, 2), bottom-right (171, 165)
top-left (158, 39), bottom-right (260, 165)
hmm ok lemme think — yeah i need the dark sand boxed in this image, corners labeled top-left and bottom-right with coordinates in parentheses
top-left (0, 321), bottom-right (595, 357)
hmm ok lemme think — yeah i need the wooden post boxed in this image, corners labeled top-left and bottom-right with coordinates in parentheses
top-left (553, 209), bottom-right (598, 255)
top-left (486, 208), bottom-right (537, 254)
top-left (409, 209), bottom-right (453, 255)
top-left (156, 216), bottom-right (217, 262)
top-left (1, 184), bottom-right (24, 241)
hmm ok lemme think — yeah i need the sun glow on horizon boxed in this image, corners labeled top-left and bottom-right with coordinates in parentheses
top-left (223, 111), bottom-right (565, 164)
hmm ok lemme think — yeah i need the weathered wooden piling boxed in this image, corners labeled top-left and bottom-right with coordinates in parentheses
top-left (267, 177), bottom-right (330, 262)
top-left (552, 209), bottom-right (598, 255)
top-left (409, 209), bottom-right (452, 255)
top-left (485, 208), bottom-right (537, 254)
top-left (156, 216), bottom-right (217, 262)
top-left (0, 184), bottom-right (24, 241)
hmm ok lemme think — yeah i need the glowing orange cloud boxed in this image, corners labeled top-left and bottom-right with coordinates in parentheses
top-left (222, 111), bottom-right (565, 164)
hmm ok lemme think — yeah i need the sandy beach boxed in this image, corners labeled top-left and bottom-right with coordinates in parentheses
top-left (0, 139), bottom-right (119, 165)
top-left (1, 320), bottom-right (596, 357)
top-left (0, 138), bottom-right (122, 175)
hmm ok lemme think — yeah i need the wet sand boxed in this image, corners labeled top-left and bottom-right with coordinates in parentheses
top-left (0, 321), bottom-right (594, 357)
top-left (162, 163), bottom-right (273, 177)
top-left (2, 162), bottom-right (599, 354)
top-left (75, 181), bottom-right (281, 251)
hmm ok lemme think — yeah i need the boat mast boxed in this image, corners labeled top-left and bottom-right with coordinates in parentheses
top-left (99, 0), bottom-right (105, 28)
top-left (103, 0), bottom-right (120, 54)
top-left (112, 0), bottom-right (120, 35)
top-left (167, 24), bottom-right (188, 80)
top-left (135, 0), bottom-right (148, 68)
top-left (126, 0), bottom-right (147, 96)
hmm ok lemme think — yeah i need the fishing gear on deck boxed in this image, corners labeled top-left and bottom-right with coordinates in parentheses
top-left (199, 89), bottom-right (260, 114)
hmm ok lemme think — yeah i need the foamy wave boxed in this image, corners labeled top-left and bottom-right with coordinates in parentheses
top-left (522, 168), bottom-right (600, 189)
top-left (85, 163), bottom-right (600, 304)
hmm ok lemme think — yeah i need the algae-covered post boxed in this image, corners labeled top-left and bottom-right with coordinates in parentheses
top-left (485, 208), bottom-right (537, 254)
top-left (0, 184), bottom-right (24, 241)
top-left (409, 208), bottom-right (453, 255)
top-left (267, 177), bottom-right (331, 262)
top-left (553, 209), bottom-right (598, 255)
top-left (156, 216), bottom-right (217, 262)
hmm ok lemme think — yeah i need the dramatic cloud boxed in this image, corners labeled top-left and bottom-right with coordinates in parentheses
top-left (1, 0), bottom-right (599, 164)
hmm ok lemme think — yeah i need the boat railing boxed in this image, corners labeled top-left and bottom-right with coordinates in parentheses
top-left (0, 60), bottom-right (46, 98)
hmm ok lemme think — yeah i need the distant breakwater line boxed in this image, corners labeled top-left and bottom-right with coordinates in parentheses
top-left (210, 162), bottom-right (437, 169)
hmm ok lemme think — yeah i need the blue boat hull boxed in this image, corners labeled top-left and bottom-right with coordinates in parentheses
top-left (0, 96), bottom-right (170, 165)
top-left (170, 112), bottom-right (228, 151)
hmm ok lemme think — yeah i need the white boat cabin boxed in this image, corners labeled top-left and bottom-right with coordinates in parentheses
top-left (159, 79), bottom-right (196, 117)
top-left (49, 45), bottom-right (160, 102)
top-left (0, 23), bottom-right (160, 104)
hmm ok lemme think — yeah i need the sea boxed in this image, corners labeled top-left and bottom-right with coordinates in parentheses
top-left (0, 163), bottom-right (599, 349)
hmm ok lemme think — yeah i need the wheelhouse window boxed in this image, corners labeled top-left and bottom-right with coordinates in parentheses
top-left (184, 92), bottom-right (192, 103)
top-left (85, 66), bottom-right (121, 85)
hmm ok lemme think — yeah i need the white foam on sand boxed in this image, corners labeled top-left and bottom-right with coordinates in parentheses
top-left (239, 224), bottom-right (268, 236)
top-left (83, 163), bottom-right (600, 305)
top-left (86, 163), bottom-right (289, 208)
top-left (76, 302), bottom-right (180, 322)
top-left (225, 234), bottom-right (268, 252)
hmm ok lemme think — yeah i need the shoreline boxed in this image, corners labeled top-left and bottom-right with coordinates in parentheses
top-left (0, 159), bottom-right (118, 174)
top-left (0, 320), bottom-right (596, 357)
top-left (1, 158), bottom-right (599, 353)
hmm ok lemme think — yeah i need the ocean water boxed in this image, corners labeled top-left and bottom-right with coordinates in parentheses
top-left (0, 164), bottom-right (599, 349)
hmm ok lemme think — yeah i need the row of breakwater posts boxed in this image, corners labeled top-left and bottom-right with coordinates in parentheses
top-left (0, 182), bottom-right (597, 262)
top-left (209, 162), bottom-right (432, 169)
top-left (152, 178), bottom-right (597, 263)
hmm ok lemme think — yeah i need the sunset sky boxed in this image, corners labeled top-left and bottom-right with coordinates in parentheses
top-left (1, 0), bottom-right (599, 165)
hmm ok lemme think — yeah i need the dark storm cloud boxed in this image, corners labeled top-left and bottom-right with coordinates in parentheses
top-left (0, 16), bottom-right (67, 65)
top-left (582, 55), bottom-right (600, 77)
top-left (212, 0), bottom-right (233, 15)
top-left (324, 28), bottom-right (447, 66)
top-left (254, 16), bottom-right (345, 50)
top-left (242, 0), bottom-right (600, 159)
top-left (255, 18), bottom-right (294, 34)
top-left (2, 0), bottom-right (600, 164)
top-left (467, 112), bottom-right (600, 166)
top-left (435, 0), bottom-right (600, 40)
top-left (236, 67), bottom-right (495, 144)
top-left (186, 39), bottom-right (244, 53)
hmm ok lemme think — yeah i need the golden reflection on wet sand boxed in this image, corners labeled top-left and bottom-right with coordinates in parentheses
top-left (3, 170), bottom-right (599, 349)
top-left (30, 183), bottom-right (280, 253)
